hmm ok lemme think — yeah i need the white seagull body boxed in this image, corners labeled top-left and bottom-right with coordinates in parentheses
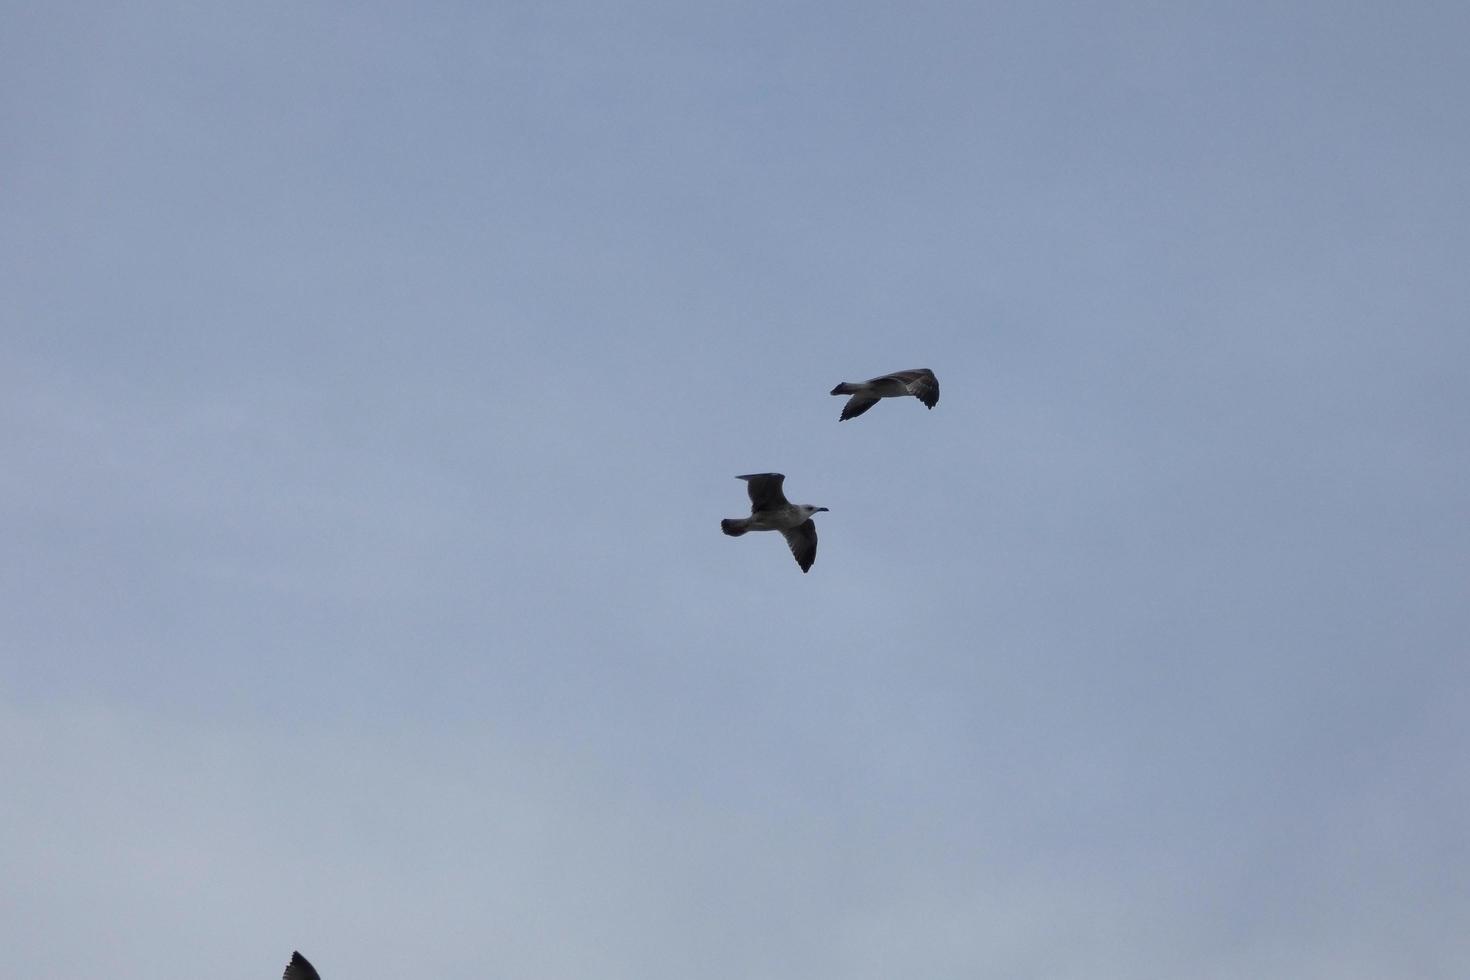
top-left (721, 473), bottom-right (828, 573)
top-left (830, 368), bottom-right (939, 420)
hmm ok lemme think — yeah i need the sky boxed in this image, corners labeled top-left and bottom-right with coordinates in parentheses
top-left (2, 2), bottom-right (1468, 977)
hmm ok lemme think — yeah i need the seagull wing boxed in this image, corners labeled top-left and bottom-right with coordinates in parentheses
top-left (887, 368), bottom-right (939, 409)
top-left (838, 395), bottom-right (881, 420)
top-left (737, 473), bottom-right (791, 512)
top-left (284, 952), bottom-right (321, 980)
top-left (781, 519), bottom-right (818, 573)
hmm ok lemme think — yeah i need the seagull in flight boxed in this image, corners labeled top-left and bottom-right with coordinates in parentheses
top-left (830, 368), bottom-right (939, 420)
top-left (283, 952), bottom-right (321, 980)
top-left (721, 473), bottom-right (829, 573)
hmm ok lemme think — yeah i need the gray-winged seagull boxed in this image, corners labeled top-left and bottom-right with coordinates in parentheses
top-left (721, 473), bottom-right (829, 573)
top-left (830, 368), bottom-right (939, 420)
top-left (284, 952), bottom-right (321, 980)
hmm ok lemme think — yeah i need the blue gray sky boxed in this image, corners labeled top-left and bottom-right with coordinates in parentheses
top-left (3, 3), bottom-right (1468, 977)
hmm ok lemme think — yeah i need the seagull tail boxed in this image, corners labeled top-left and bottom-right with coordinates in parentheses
top-left (721, 518), bottom-right (749, 537)
top-left (830, 382), bottom-right (859, 396)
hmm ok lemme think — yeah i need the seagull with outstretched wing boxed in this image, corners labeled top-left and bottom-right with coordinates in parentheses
top-left (830, 368), bottom-right (939, 420)
top-left (720, 473), bottom-right (829, 573)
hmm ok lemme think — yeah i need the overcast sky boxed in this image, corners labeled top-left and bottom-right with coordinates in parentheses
top-left (3, 3), bottom-right (1468, 978)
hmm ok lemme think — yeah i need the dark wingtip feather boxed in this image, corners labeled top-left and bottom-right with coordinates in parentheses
top-left (284, 952), bottom-right (321, 980)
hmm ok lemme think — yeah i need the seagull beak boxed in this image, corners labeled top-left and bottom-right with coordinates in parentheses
top-left (817, 507), bottom-right (830, 512)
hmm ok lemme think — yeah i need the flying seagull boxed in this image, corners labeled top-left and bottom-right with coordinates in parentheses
top-left (830, 368), bottom-right (939, 420)
top-left (283, 952), bottom-right (321, 980)
top-left (721, 473), bottom-right (829, 573)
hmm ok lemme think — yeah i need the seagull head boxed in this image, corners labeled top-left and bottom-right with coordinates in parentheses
top-left (801, 505), bottom-right (829, 518)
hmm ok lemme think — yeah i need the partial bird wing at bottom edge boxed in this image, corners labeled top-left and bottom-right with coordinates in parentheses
top-left (284, 952), bottom-right (321, 980)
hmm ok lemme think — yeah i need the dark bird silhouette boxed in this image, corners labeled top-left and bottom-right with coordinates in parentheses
top-left (830, 368), bottom-right (939, 420)
top-left (721, 473), bottom-right (829, 573)
top-left (283, 951), bottom-right (321, 980)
